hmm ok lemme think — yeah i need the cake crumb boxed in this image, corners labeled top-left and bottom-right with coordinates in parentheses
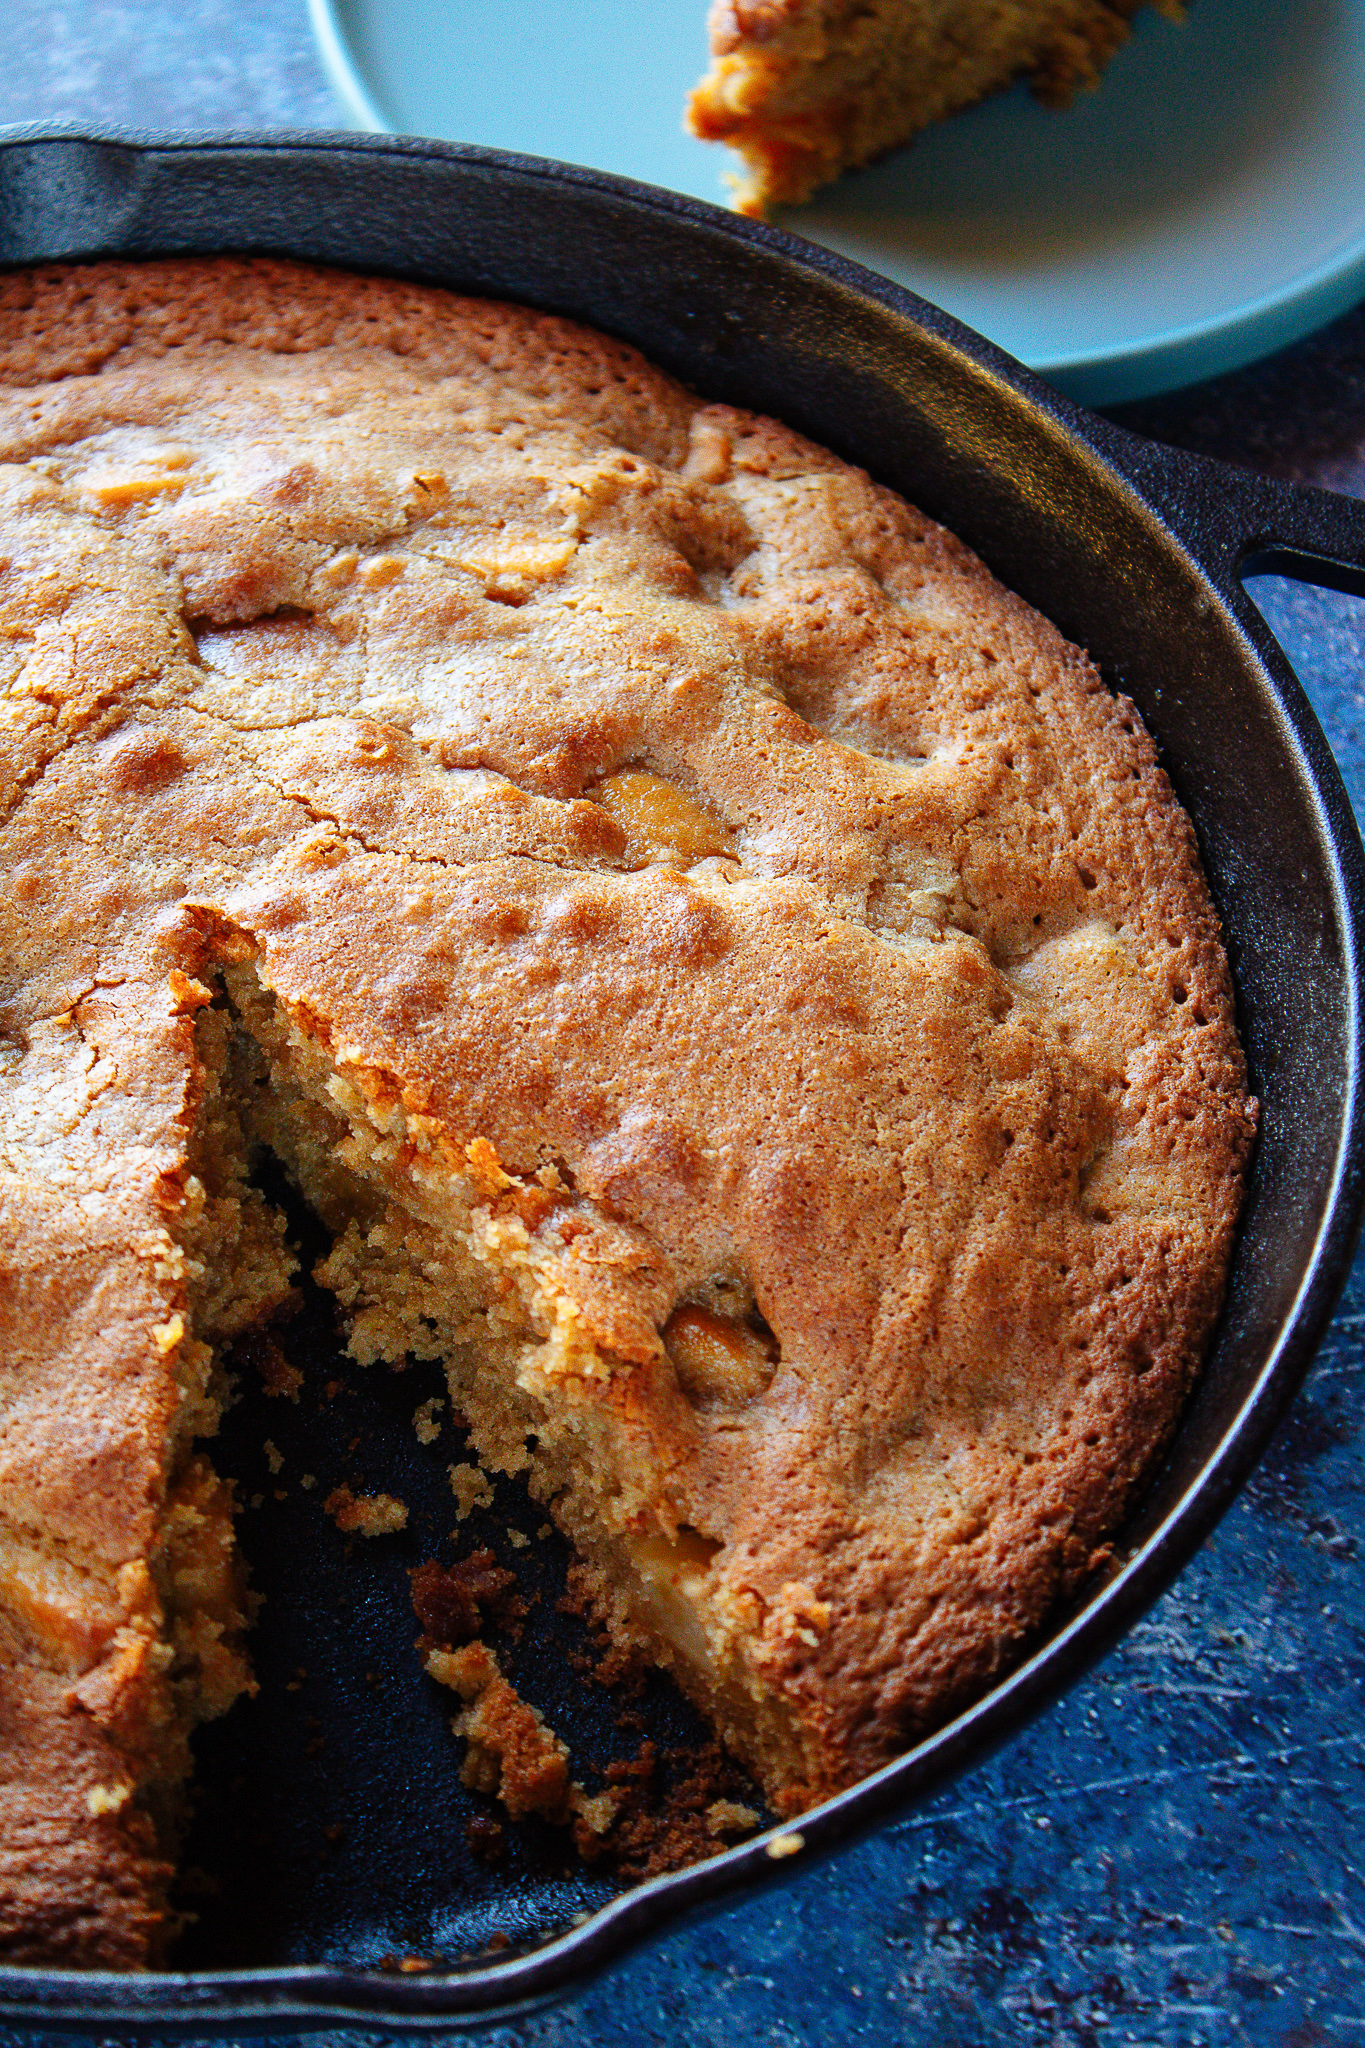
top-left (464, 1813), bottom-right (505, 1864)
top-left (506, 1527), bottom-right (529, 1550)
top-left (706, 1799), bottom-right (760, 1838)
top-left (85, 1784), bottom-right (131, 1817)
top-left (448, 1462), bottom-right (494, 1520)
top-left (427, 1640), bottom-right (572, 1822)
top-left (571, 1788), bottom-right (621, 1836)
top-left (263, 1441), bottom-right (283, 1476)
top-left (537, 1523), bottom-right (553, 1540)
top-left (300, 1473), bottom-right (317, 1490)
top-left (765, 1831), bottom-right (805, 1860)
top-left (568, 1736), bottom-right (767, 1879)
top-left (325, 1484), bottom-right (408, 1536)
top-left (413, 1397), bottom-right (444, 1445)
top-left (411, 1552), bottom-right (524, 1646)
top-left (255, 1335), bottom-right (303, 1400)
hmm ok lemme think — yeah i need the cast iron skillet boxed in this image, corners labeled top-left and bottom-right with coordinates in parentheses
top-left (3, 125), bottom-right (1365, 2033)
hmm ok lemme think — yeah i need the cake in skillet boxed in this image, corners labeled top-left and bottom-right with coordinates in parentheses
top-left (688, 0), bottom-right (1182, 214)
top-left (0, 257), bottom-right (1252, 1965)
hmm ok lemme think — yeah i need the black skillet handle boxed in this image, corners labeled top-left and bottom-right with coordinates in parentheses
top-left (1100, 428), bottom-right (1365, 603)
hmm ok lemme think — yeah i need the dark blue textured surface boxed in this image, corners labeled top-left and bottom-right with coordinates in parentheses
top-left (3, 6), bottom-right (1365, 2039)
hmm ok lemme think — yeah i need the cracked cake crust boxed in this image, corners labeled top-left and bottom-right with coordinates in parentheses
top-left (0, 257), bottom-right (1253, 1965)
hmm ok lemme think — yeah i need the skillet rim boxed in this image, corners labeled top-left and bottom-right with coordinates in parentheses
top-left (1, 123), bottom-right (1364, 2030)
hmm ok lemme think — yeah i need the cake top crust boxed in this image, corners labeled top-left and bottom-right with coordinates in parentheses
top-left (0, 259), bottom-right (1253, 1800)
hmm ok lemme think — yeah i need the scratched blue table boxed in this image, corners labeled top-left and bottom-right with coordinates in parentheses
top-left (4, 5), bottom-right (1365, 2041)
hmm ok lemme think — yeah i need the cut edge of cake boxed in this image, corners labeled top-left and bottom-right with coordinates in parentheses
top-left (0, 988), bottom-right (294, 1965)
top-left (214, 951), bottom-right (827, 1817)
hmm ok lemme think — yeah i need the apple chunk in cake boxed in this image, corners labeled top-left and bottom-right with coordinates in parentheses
top-left (0, 258), bottom-right (1252, 1965)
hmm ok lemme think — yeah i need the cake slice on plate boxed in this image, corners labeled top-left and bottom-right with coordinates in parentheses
top-left (689, 0), bottom-right (1181, 215)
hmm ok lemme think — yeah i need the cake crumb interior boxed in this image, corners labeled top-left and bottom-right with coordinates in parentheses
top-left (209, 960), bottom-right (819, 1811)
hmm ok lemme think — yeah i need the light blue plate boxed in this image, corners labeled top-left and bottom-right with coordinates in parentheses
top-left (310, 0), bottom-right (1365, 405)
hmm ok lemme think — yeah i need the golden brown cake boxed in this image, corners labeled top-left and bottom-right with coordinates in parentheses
top-left (689, 0), bottom-right (1183, 215)
top-left (0, 257), bottom-right (1252, 1966)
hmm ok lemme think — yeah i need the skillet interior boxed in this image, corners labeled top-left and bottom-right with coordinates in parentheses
top-left (0, 129), bottom-right (1363, 2028)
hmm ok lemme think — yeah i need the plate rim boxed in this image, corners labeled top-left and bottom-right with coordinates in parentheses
top-left (307, 0), bottom-right (1365, 404)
